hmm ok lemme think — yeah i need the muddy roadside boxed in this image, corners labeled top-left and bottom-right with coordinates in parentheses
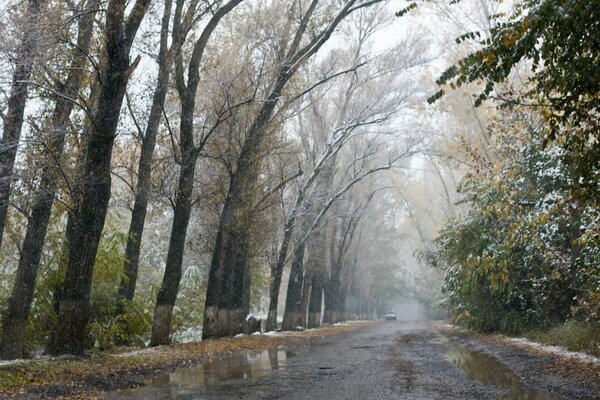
top-left (434, 322), bottom-right (600, 399)
top-left (0, 322), bottom-right (373, 400)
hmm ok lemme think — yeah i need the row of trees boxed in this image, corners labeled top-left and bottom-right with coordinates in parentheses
top-left (0, 0), bottom-right (422, 359)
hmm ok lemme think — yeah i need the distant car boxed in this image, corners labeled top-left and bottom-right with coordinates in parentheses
top-left (384, 311), bottom-right (397, 321)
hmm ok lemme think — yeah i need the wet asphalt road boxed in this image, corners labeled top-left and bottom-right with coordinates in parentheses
top-left (112, 320), bottom-right (596, 400)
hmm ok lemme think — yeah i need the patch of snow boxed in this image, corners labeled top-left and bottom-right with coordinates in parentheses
top-left (234, 333), bottom-right (245, 338)
top-left (295, 326), bottom-right (305, 331)
top-left (246, 313), bottom-right (255, 321)
top-left (263, 330), bottom-right (281, 336)
top-left (172, 326), bottom-right (203, 344)
top-left (251, 331), bottom-right (262, 336)
top-left (508, 337), bottom-right (600, 365)
top-left (0, 359), bottom-right (28, 367)
top-left (0, 352), bottom-right (90, 365)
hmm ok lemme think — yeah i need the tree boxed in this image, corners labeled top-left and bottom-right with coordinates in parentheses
top-left (0, 0), bottom-right (99, 360)
top-left (0, 0), bottom-right (44, 250)
top-left (49, 0), bottom-right (151, 355)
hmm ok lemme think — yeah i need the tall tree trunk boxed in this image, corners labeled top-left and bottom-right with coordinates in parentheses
top-left (324, 235), bottom-right (345, 324)
top-left (116, 0), bottom-right (174, 315)
top-left (265, 218), bottom-right (294, 331)
top-left (150, 155), bottom-right (195, 346)
top-left (340, 283), bottom-right (350, 321)
top-left (305, 227), bottom-right (327, 328)
top-left (0, 0), bottom-right (43, 249)
top-left (49, 0), bottom-right (150, 355)
top-left (323, 221), bottom-right (339, 324)
top-left (0, 0), bottom-right (97, 360)
top-left (149, 0), bottom-right (244, 345)
top-left (346, 278), bottom-right (355, 321)
top-left (300, 269), bottom-right (311, 326)
top-left (281, 240), bottom-right (306, 331)
top-left (49, 75), bottom-right (98, 317)
top-left (307, 273), bottom-right (322, 328)
top-left (323, 263), bottom-right (342, 324)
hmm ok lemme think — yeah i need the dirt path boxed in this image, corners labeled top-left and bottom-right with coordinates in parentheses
top-left (106, 321), bottom-right (599, 400)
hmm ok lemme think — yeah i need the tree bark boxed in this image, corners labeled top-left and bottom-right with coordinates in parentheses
top-left (49, 0), bottom-right (151, 355)
top-left (341, 282), bottom-right (351, 321)
top-left (0, 0), bottom-right (43, 249)
top-left (0, 0), bottom-right (97, 360)
top-left (324, 237), bottom-right (347, 323)
top-left (281, 240), bottom-right (306, 331)
top-left (150, 155), bottom-right (195, 346)
top-left (265, 216), bottom-right (295, 331)
top-left (307, 273), bottom-right (322, 328)
top-left (299, 268), bottom-right (311, 326)
top-left (306, 226), bottom-right (328, 328)
top-left (324, 263), bottom-right (342, 324)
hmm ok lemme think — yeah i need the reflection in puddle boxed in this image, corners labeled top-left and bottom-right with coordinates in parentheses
top-left (110, 348), bottom-right (292, 399)
top-left (167, 348), bottom-right (289, 386)
top-left (446, 342), bottom-right (565, 400)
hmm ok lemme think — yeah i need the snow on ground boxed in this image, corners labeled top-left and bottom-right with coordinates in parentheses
top-left (438, 321), bottom-right (599, 365)
top-left (0, 352), bottom-right (87, 366)
top-left (333, 320), bottom-right (370, 326)
top-left (0, 358), bottom-right (28, 368)
top-left (507, 337), bottom-right (600, 365)
top-left (263, 330), bottom-right (281, 336)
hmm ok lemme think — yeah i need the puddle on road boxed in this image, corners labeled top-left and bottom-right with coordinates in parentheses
top-left (109, 348), bottom-right (293, 399)
top-left (446, 342), bottom-right (565, 400)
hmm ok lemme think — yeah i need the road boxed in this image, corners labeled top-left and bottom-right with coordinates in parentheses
top-left (111, 321), bottom-right (599, 400)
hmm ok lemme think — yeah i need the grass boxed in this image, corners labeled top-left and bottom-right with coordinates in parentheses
top-left (524, 320), bottom-right (600, 357)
